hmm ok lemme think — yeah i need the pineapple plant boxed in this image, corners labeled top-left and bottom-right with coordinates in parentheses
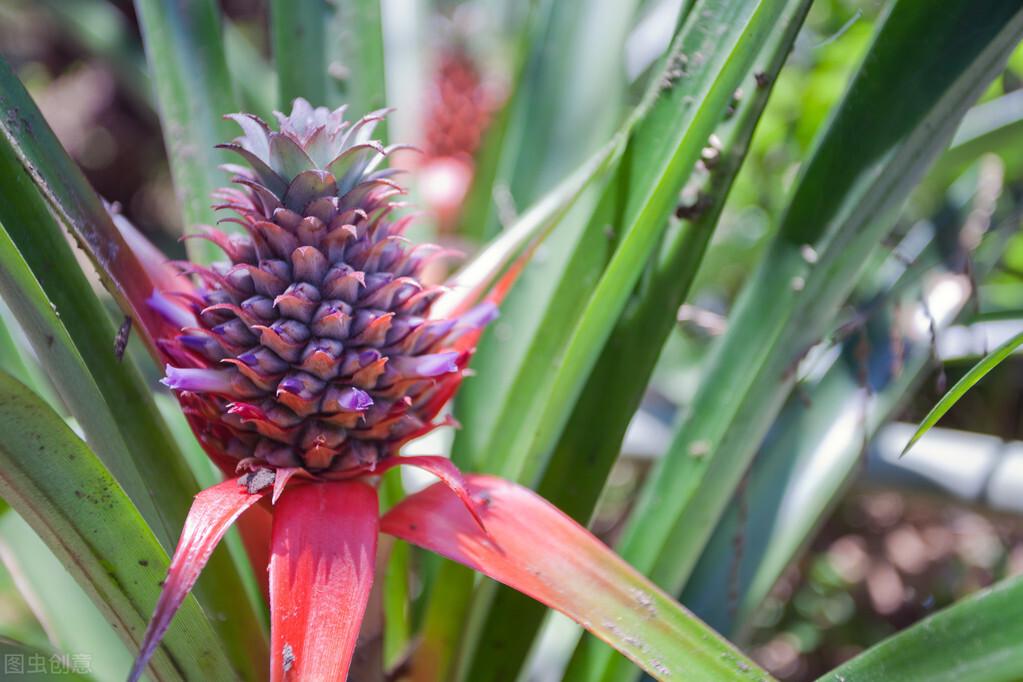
top-left (0, 1), bottom-right (1021, 681)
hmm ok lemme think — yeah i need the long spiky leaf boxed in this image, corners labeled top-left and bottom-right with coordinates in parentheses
top-left (382, 475), bottom-right (769, 682)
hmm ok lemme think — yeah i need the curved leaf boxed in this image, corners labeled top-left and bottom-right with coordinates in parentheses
top-left (820, 575), bottom-right (1023, 682)
top-left (0, 72), bottom-right (270, 675)
top-left (684, 187), bottom-right (1006, 636)
top-left (0, 370), bottom-right (238, 681)
top-left (0, 227), bottom-right (166, 544)
top-left (382, 475), bottom-right (769, 682)
top-left (331, 0), bottom-right (386, 121)
top-left (464, 0), bottom-right (812, 672)
top-left (573, 2), bottom-right (1023, 679)
top-left (0, 509), bottom-right (135, 682)
top-left (902, 329), bottom-right (1023, 456)
top-left (130, 478), bottom-right (266, 682)
top-left (0, 57), bottom-right (187, 360)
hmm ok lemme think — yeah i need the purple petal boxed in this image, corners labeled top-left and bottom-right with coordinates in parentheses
top-left (147, 291), bottom-right (196, 330)
top-left (459, 302), bottom-right (499, 329)
top-left (391, 352), bottom-right (459, 379)
top-left (277, 376), bottom-right (305, 394)
top-left (336, 387), bottom-right (373, 411)
top-left (160, 366), bottom-right (236, 394)
top-left (237, 351), bottom-right (260, 367)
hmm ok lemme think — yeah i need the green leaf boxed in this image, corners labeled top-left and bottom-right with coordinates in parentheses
top-left (0, 369), bottom-right (238, 681)
top-left (0, 62), bottom-right (268, 678)
top-left (506, 0), bottom-right (639, 211)
top-left (429, 2), bottom-right (798, 678)
top-left (0, 58), bottom-right (181, 358)
top-left (821, 574), bottom-right (1023, 682)
top-left (0, 635), bottom-right (93, 681)
top-left (420, 0), bottom-right (651, 671)
top-left (684, 182), bottom-right (1009, 637)
top-left (271, 0), bottom-right (328, 107)
top-left (931, 90), bottom-right (1023, 191)
top-left (570, 2), bottom-right (1023, 680)
top-left (224, 21), bottom-right (277, 123)
top-left (0, 226), bottom-right (168, 547)
top-left (0, 509), bottom-right (135, 682)
top-left (903, 329), bottom-right (1023, 455)
top-left (454, 15), bottom-right (535, 245)
top-left (0, 300), bottom-right (55, 404)
top-left (331, 0), bottom-right (386, 122)
top-left (451, 0), bottom-right (641, 480)
top-left (132, 0), bottom-right (239, 264)
top-left (463, 0), bottom-right (812, 674)
top-left (0, 232), bottom-right (268, 682)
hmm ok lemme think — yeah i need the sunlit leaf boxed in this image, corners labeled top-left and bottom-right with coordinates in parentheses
top-left (133, 0), bottom-right (239, 264)
top-left (822, 574), bottom-right (1023, 682)
top-left (382, 475), bottom-right (769, 682)
top-left (903, 329), bottom-right (1023, 456)
top-left (0, 370), bottom-right (238, 681)
top-left (572, 1), bottom-right (1023, 679)
top-left (466, 0), bottom-right (812, 670)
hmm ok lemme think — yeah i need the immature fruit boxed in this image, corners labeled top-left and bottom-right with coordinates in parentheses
top-left (424, 48), bottom-right (494, 160)
top-left (160, 100), bottom-right (494, 476)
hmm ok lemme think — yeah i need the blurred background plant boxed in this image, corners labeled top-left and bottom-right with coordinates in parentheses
top-left (1, 0), bottom-right (1023, 680)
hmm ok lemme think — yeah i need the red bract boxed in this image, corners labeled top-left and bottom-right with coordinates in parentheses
top-left (118, 101), bottom-right (687, 681)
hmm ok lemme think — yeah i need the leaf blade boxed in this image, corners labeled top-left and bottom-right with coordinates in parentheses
top-left (570, 2), bottom-right (1023, 679)
top-left (0, 58), bottom-right (270, 678)
top-left (270, 0), bottom-right (328, 107)
top-left (465, 0), bottom-right (812, 670)
top-left (382, 475), bottom-right (770, 682)
top-left (820, 574), bottom-right (1023, 682)
top-left (132, 0), bottom-right (239, 264)
top-left (0, 369), bottom-right (238, 681)
top-left (902, 329), bottom-right (1023, 455)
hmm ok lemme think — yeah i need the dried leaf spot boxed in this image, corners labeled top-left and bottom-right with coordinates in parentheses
top-left (630, 587), bottom-right (658, 618)
top-left (659, 52), bottom-right (689, 91)
top-left (114, 316), bottom-right (133, 361)
top-left (240, 467), bottom-right (276, 494)
top-left (688, 440), bottom-right (711, 458)
top-left (473, 490), bottom-right (492, 509)
top-left (602, 619), bottom-right (649, 653)
top-left (282, 643), bottom-right (295, 672)
top-left (650, 658), bottom-right (672, 676)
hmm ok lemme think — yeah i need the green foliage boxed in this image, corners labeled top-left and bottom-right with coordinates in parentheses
top-left (0, 370), bottom-right (238, 681)
top-left (1, 0), bottom-right (1022, 679)
top-left (133, 0), bottom-right (239, 264)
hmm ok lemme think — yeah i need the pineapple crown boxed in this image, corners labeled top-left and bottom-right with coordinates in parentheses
top-left (157, 99), bottom-right (495, 478)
